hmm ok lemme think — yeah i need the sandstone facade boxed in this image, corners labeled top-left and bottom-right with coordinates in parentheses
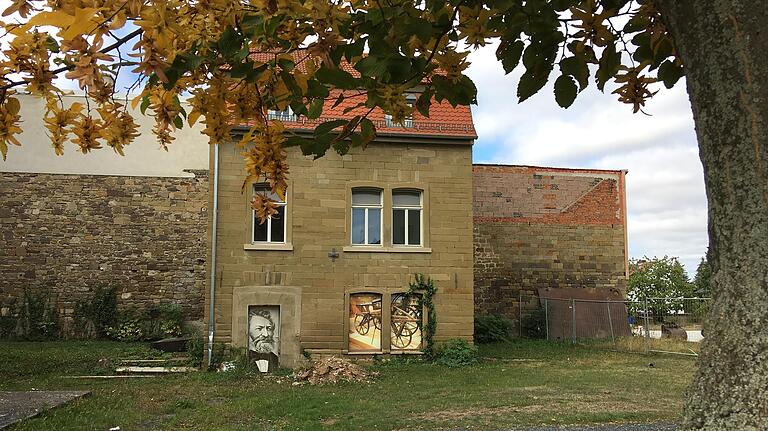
top-left (0, 171), bottom-right (209, 323)
top-left (473, 164), bottom-right (628, 321)
top-left (207, 140), bottom-right (474, 364)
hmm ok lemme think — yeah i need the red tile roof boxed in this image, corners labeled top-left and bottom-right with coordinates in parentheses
top-left (243, 51), bottom-right (476, 139)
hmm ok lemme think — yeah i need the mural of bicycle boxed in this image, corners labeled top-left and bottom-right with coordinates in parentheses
top-left (348, 293), bottom-right (423, 351)
top-left (390, 293), bottom-right (422, 350)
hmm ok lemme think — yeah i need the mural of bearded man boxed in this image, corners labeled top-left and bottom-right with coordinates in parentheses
top-left (248, 307), bottom-right (279, 372)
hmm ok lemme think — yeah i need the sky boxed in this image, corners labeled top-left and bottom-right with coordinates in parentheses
top-left (466, 43), bottom-right (708, 275)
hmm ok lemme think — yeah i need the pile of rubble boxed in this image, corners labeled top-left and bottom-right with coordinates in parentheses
top-left (293, 356), bottom-right (378, 385)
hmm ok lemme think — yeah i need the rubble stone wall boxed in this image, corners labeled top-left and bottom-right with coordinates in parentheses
top-left (473, 165), bottom-right (628, 321)
top-left (0, 171), bottom-right (209, 323)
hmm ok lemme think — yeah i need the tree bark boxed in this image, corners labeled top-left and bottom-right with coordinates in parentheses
top-left (656, 1), bottom-right (768, 429)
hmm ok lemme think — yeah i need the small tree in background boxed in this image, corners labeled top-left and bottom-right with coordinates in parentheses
top-left (693, 252), bottom-right (712, 299)
top-left (628, 256), bottom-right (694, 321)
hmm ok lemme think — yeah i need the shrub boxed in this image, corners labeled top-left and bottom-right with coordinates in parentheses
top-left (474, 314), bottom-right (513, 343)
top-left (146, 303), bottom-right (184, 340)
top-left (106, 310), bottom-right (146, 341)
top-left (15, 288), bottom-right (60, 340)
top-left (73, 286), bottom-right (118, 339)
top-left (434, 338), bottom-right (479, 367)
top-left (521, 307), bottom-right (547, 339)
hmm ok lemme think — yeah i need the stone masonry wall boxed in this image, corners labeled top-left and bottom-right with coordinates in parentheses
top-left (473, 164), bottom-right (628, 321)
top-left (0, 171), bottom-right (209, 324)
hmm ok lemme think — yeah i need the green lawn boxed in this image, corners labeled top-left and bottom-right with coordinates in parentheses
top-left (0, 340), bottom-right (695, 430)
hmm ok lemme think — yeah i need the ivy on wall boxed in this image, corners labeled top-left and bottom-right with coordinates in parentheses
top-left (408, 274), bottom-right (437, 358)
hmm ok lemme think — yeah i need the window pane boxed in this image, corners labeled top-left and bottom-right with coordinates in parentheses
top-left (390, 293), bottom-right (422, 350)
top-left (393, 190), bottom-right (421, 206)
top-left (408, 209), bottom-right (421, 245)
top-left (349, 293), bottom-right (382, 352)
top-left (352, 208), bottom-right (365, 244)
top-left (393, 209), bottom-right (405, 245)
top-left (352, 189), bottom-right (381, 205)
top-left (253, 184), bottom-right (284, 203)
top-left (368, 208), bottom-right (381, 244)
top-left (254, 215), bottom-right (268, 242)
top-left (270, 206), bottom-right (285, 242)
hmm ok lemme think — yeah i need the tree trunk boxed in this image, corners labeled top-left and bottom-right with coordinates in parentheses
top-left (656, 1), bottom-right (768, 429)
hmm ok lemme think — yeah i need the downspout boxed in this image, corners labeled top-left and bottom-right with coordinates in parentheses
top-left (207, 143), bottom-right (220, 367)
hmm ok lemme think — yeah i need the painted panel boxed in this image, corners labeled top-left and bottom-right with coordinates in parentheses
top-left (390, 293), bottom-right (422, 350)
top-left (349, 293), bottom-right (382, 351)
top-left (248, 305), bottom-right (280, 372)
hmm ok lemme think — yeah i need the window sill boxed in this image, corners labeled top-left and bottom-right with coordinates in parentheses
top-left (343, 246), bottom-right (432, 253)
top-left (390, 350), bottom-right (424, 355)
top-left (243, 243), bottom-right (294, 251)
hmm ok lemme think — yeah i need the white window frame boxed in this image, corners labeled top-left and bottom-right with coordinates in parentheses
top-left (252, 184), bottom-right (287, 244)
top-left (384, 95), bottom-right (416, 128)
top-left (351, 189), bottom-right (383, 246)
top-left (267, 107), bottom-right (295, 122)
top-left (392, 190), bottom-right (423, 247)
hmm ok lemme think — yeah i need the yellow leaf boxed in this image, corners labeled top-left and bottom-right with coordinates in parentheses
top-left (6, 97), bottom-right (20, 115)
top-left (0, 141), bottom-right (7, 160)
top-left (187, 110), bottom-right (201, 127)
top-left (130, 90), bottom-right (147, 110)
top-left (25, 11), bottom-right (75, 29)
top-left (61, 8), bottom-right (100, 40)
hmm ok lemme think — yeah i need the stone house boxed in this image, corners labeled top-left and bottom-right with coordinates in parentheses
top-left (205, 96), bottom-right (477, 369)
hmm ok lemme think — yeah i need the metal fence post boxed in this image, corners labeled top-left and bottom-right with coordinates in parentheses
top-left (644, 297), bottom-right (651, 354)
top-left (544, 298), bottom-right (549, 341)
top-left (571, 298), bottom-right (576, 344)
top-left (607, 301), bottom-right (615, 346)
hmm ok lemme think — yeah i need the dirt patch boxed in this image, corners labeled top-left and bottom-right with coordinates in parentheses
top-left (293, 356), bottom-right (377, 385)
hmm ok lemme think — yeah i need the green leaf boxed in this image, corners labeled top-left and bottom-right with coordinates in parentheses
top-left (554, 75), bottom-right (578, 108)
top-left (415, 89), bottom-right (434, 118)
top-left (140, 95), bottom-right (150, 115)
top-left (314, 120), bottom-right (347, 136)
top-left (345, 38), bottom-right (366, 61)
top-left (218, 26), bottom-right (241, 57)
top-left (496, 39), bottom-right (524, 74)
top-left (332, 93), bottom-right (345, 109)
top-left (360, 118), bottom-right (375, 148)
top-left (354, 55), bottom-right (388, 79)
top-left (518, 38), bottom-right (559, 102)
top-left (307, 97), bottom-right (325, 119)
top-left (173, 115), bottom-right (184, 129)
top-left (559, 56), bottom-right (589, 90)
top-left (596, 42), bottom-right (620, 91)
top-left (433, 75), bottom-right (477, 107)
top-left (657, 60), bottom-right (684, 89)
top-left (316, 67), bottom-right (357, 89)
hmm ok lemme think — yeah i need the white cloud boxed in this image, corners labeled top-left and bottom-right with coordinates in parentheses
top-left (467, 44), bottom-right (709, 275)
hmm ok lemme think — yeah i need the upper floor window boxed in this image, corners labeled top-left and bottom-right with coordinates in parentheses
top-left (384, 95), bottom-right (416, 128)
top-left (267, 108), bottom-right (295, 122)
top-left (392, 190), bottom-right (422, 246)
top-left (253, 184), bottom-right (287, 243)
top-left (351, 188), bottom-right (383, 245)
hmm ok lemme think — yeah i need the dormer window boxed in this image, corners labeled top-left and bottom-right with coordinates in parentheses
top-left (384, 94), bottom-right (416, 128)
top-left (267, 108), bottom-right (295, 122)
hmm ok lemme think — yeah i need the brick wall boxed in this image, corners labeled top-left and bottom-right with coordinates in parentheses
top-left (473, 164), bottom-right (628, 320)
top-left (0, 171), bottom-right (209, 324)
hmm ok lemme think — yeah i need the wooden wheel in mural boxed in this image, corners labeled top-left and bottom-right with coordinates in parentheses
top-left (354, 313), bottom-right (371, 335)
top-left (391, 321), bottom-right (414, 348)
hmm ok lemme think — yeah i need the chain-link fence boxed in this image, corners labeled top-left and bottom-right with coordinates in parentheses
top-left (518, 293), bottom-right (711, 356)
